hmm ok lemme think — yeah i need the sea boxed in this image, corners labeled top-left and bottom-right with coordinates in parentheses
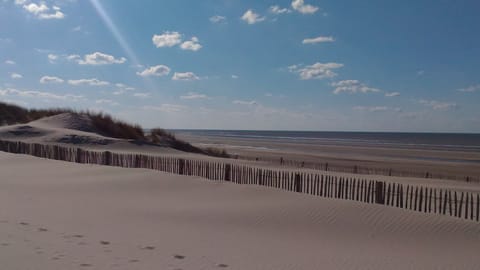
top-left (170, 130), bottom-right (480, 153)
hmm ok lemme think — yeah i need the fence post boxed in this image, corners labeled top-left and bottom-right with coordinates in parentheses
top-left (375, 181), bottom-right (385, 204)
top-left (179, 159), bottom-right (185, 175)
top-left (224, 164), bottom-right (231, 182)
top-left (104, 151), bottom-right (112, 166)
top-left (295, 173), bottom-right (302, 193)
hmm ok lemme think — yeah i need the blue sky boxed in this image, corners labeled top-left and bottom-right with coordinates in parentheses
top-left (1, 0), bottom-right (479, 132)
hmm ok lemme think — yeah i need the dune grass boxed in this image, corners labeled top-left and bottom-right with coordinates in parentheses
top-left (0, 101), bottom-right (229, 158)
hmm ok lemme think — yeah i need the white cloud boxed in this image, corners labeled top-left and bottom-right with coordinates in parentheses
top-left (302, 36), bottom-right (335, 44)
top-left (5, 60), bottom-right (15, 65)
top-left (180, 37), bottom-right (202, 51)
top-left (291, 0), bottom-right (319, 14)
top-left (231, 75), bottom-right (239, 79)
top-left (68, 78), bottom-right (110, 86)
top-left (0, 88), bottom-right (83, 101)
top-left (331, 80), bottom-right (381, 94)
top-left (210, 15), bottom-right (226, 23)
top-left (133, 93), bottom-right (150, 98)
top-left (38, 10), bottom-right (65, 19)
top-left (172, 72), bottom-right (200, 81)
top-left (152, 31), bottom-right (182, 48)
top-left (75, 52), bottom-right (126, 65)
top-left (66, 54), bottom-right (80, 61)
top-left (417, 70), bottom-right (425, 76)
top-left (136, 65), bottom-right (171, 77)
top-left (419, 100), bottom-right (457, 110)
top-left (40, 76), bottom-right (64, 84)
top-left (143, 104), bottom-right (186, 113)
top-left (10, 73), bottom-right (22, 79)
top-left (23, 3), bottom-right (48, 14)
top-left (95, 99), bottom-right (118, 106)
top-left (289, 62), bottom-right (343, 80)
top-left (115, 83), bottom-right (135, 91)
top-left (14, 0), bottom-right (27, 5)
top-left (385, 92), bottom-right (400, 97)
top-left (72, 25), bottom-right (82, 32)
top-left (353, 106), bottom-right (388, 112)
top-left (241, 9), bottom-right (265, 24)
top-left (22, 2), bottom-right (65, 20)
top-left (233, 100), bottom-right (257, 105)
top-left (457, 84), bottom-right (480, 93)
top-left (47, 54), bottom-right (58, 63)
top-left (180, 92), bottom-right (209, 100)
top-left (269, 5), bottom-right (291, 14)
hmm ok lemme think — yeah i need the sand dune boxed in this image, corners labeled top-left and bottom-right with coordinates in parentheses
top-left (1, 152), bottom-right (479, 270)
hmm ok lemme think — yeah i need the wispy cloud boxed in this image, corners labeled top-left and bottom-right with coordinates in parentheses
top-left (209, 15), bottom-right (226, 23)
top-left (143, 104), bottom-right (186, 113)
top-left (180, 37), bottom-right (202, 51)
top-left (302, 36), bottom-right (334, 44)
top-left (136, 65), bottom-right (171, 77)
top-left (20, 2), bottom-right (65, 20)
top-left (385, 92), bottom-right (400, 97)
top-left (133, 92), bottom-right (150, 98)
top-left (74, 52), bottom-right (126, 65)
top-left (152, 31), bottom-right (202, 51)
top-left (152, 31), bottom-right (182, 48)
top-left (241, 9), bottom-right (265, 24)
top-left (457, 84), bottom-right (480, 93)
top-left (269, 5), bottom-right (291, 14)
top-left (353, 106), bottom-right (388, 112)
top-left (40, 76), bottom-right (64, 84)
top-left (68, 78), bottom-right (110, 86)
top-left (233, 100), bottom-right (257, 105)
top-left (10, 73), bottom-right (23, 79)
top-left (419, 99), bottom-right (457, 110)
top-left (289, 62), bottom-right (343, 80)
top-left (291, 0), bottom-right (319, 14)
top-left (172, 72), bottom-right (200, 81)
top-left (4, 60), bottom-right (15, 65)
top-left (331, 80), bottom-right (381, 94)
top-left (180, 92), bottom-right (209, 100)
top-left (95, 99), bottom-right (119, 106)
top-left (0, 87), bottom-right (83, 101)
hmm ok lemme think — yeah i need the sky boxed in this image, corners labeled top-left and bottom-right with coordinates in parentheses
top-left (1, 0), bottom-right (479, 132)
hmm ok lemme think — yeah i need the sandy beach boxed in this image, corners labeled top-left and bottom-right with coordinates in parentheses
top-left (1, 151), bottom-right (480, 270)
top-left (174, 131), bottom-right (480, 182)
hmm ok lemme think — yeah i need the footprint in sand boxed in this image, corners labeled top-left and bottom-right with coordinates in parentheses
top-left (19, 222), bottom-right (29, 226)
top-left (128, 259), bottom-right (140, 263)
top-left (174, 254), bottom-right (185, 260)
top-left (38, 227), bottom-right (48, 232)
top-left (217, 263), bottom-right (229, 268)
top-left (141, 246), bottom-right (156, 250)
top-left (79, 263), bottom-right (93, 267)
top-left (1, 242), bottom-right (10, 247)
top-left (100, 241), bottom-right (110, 245)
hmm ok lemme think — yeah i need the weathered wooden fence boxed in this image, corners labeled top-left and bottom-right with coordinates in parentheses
top-left (0, 140), bottom-right (478, 223)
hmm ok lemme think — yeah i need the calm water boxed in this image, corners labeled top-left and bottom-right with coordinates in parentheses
top-left (171, 130), bottom-right (480, 152)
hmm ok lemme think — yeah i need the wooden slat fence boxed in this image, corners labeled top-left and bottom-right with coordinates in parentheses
top-left (0, 140), bottom-right (479, 222)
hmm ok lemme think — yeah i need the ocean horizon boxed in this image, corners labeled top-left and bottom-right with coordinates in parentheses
top-left (169, 129), bottom-right (480, 152)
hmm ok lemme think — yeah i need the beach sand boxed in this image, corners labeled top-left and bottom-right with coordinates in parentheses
top-left (1, 151), bottom-right (479, 270)
top-left (175, 131), bottom-right (480, 182)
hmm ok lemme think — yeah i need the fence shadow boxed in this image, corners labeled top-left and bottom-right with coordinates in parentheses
top-left (0, 139), bottom-right (478, 223)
